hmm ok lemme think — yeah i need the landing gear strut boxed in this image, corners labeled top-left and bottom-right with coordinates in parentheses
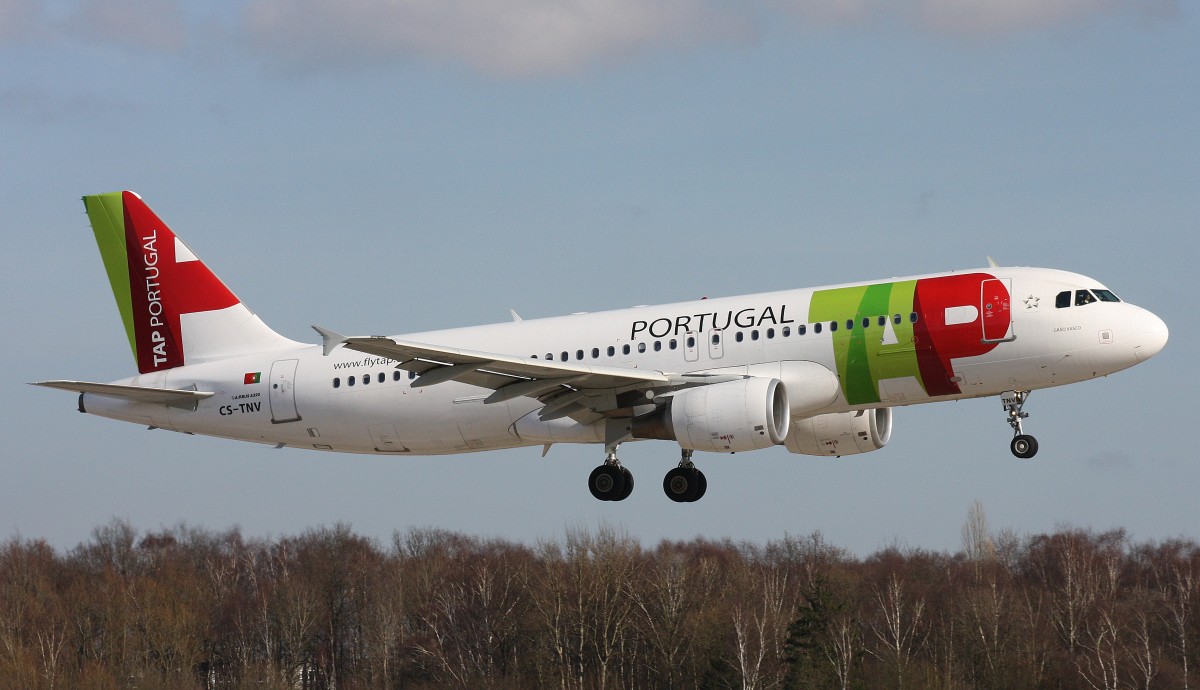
top-left (1002, 391), bottom-right (1039, 459)
top-left (588, 447), bottom-right (634, 501)
top-left (663, 449), bottom-right (707, 503)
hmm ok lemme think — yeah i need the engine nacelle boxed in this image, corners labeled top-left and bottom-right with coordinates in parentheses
top-left (633, 378), bottom-right (790, 452)
top-left (785, 408), bottom-right (892, 456)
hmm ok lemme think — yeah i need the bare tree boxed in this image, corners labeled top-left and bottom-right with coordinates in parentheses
top-left (867, 572), bottom-right (927, 690)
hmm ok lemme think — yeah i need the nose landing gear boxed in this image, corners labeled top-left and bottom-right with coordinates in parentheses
top-left (1003, 390), bottom-right (1039, 459)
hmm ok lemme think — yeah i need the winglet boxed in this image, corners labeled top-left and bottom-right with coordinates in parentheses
top-left (987, 256), bottom-right (1000, 268)
top-left (510, 309), bottom-right (523, 322)
top-left (312, 325), bottom-right (348, 356)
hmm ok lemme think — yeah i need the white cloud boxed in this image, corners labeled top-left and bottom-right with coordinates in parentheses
top-left (0, 0), bottom-right (42, 44)
top-left (771, 0), bottom-right (1181, 36)
top-left (241, 0), bottom-right (756, 76)
top-left (915, 0), bottom-right (1178, 36)
top-left (67, 0), bottom-right (187, 53)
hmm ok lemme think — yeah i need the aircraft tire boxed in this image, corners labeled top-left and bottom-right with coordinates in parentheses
top-left (613, 468), bottom-right (634, 501)
top-left (692, 470), bottom-right (707, 502)
top-left (664, 467), bottom-right (701, 503)
top-left (588, 465), bottom-right (626, 501)
top-left (1010, 435), bottom-right (1039, 459)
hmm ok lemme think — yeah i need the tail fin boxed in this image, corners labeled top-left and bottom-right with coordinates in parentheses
top-left (84, 191), bottom-right (298, 373)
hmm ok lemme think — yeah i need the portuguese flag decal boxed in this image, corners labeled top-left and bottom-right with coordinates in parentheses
top-left (244, 372), bottom-right (261, 385)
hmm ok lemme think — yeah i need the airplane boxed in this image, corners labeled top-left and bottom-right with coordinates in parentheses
top-left (35, 191), bottom-right (1169, 502)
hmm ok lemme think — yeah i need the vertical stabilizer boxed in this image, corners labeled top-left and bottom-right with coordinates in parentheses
top-left (84, 191), bottom-right (299, 373)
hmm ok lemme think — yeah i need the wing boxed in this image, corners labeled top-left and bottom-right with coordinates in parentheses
top-left (32, 380), bottom-right (214, 410)
top-left (313, 326), bottom-right (739, 420)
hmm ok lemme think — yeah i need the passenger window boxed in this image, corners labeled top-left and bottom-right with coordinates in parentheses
top-left (751, 330), bottom-right (759, 341)
top-left (878, 316), bottom-right (886, 327)
top-left (333, 377), bottom-right (340, 389)
top-left (393, 371), bottom-right (402, 381)
top-left (378, 372), bottom-right (385, 383)
top-left (546, 352), bottom-right (553, 360)
top-left (863, 317), bottom-right (871, 329)
top-left (782, 326), bottom-right (791, 337)
top-left (576, 349), bottom-right (584, 360)
top-left (638, 342), bottom-right (646, 353)
top-left (591, 348), bottom-right (599, 359)
top-left (814, 323), bottom-right (822, 334)
top-left (798, 324), bottom-right (807, 335)
top-left (735, 332), bottom-right (744, 342)
top-left (712, 333), bottom-right (721, 345)
top-left (910, 312), bottom-right (918, 323)
top-left (830, 321), bottom-right (838, 332)
top-left (607, 345), bottom-right (615, 357)
top-left (348, 376), bottom-right (355, 387)
top-left (561, 352), bottom-right (568, 362)
top-left (623, 344), bottom-right (631, 355)
top-left (847, 319), bottom-right (855, 330)
top-left (409, 371), bottom-right (416, 380)
top-left (767, 328), bottom-right (775, 339)
top-left (653, 341), bottom-right (662, 352)
top-left (1076, 290), bottom-right (1097, 306)
top-left (362, 374), bottom-right (370, 385)
top-left (894, 314), bottom-right (902, 325)
top-left (669, 339), bottom-right (678, 350)
top-left (686, 336), bottom-right (695, 348)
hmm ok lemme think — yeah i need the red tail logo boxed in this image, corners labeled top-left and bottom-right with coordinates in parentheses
top-left (122, 193), bottom-right (239, 373)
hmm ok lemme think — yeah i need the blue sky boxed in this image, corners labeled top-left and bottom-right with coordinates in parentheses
top-left (2, 0), bottom-right (1196, 554)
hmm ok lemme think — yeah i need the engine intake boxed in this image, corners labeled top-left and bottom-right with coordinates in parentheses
top-left (633, 378), bottom-right (790, 452)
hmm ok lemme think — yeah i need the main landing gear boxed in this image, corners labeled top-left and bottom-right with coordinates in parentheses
top-left (588, 449), bottom-right (634, 501)
top-left (664, 449), bottom-right (706, 503)
top-left (1003, 390), bottom-right (1039, 459)
top-left (586, 447), bottom-right (708, 502)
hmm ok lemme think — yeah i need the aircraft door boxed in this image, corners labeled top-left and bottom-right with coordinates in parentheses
top-left (684, 331), bottom-right (699, 362)
top-left (708, 328), bottom-right (724, 359)
top-left (269, 359), bottom-right (302, 423)
top-left (981, 278), bottom-right (1015, 343)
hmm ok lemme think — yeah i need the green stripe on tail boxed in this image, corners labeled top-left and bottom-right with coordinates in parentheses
top-left (83, 192), bottom-right (137, 363)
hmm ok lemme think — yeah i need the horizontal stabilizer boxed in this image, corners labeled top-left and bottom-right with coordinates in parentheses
top-left (32, 380), bottom-right (214, 409)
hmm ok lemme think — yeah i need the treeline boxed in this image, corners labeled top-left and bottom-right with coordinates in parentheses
top-left (0, 514), bottom-right (1196, 690)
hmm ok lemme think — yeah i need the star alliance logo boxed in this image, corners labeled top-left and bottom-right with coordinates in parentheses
top-left (1024, 295), bottom-right (1040, 309)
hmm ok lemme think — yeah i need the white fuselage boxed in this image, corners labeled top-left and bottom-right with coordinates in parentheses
top-left (80, 266), bottom-right (1166, 456)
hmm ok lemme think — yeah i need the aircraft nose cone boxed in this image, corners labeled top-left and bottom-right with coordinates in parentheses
top-left (1132, 309), bottom-right (1168, 362)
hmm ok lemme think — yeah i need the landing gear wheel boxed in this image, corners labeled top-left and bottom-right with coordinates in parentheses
top-left (614, 468), bottom-right (634, 501)
top-left (1001, 391), bottom-right (1040, 458)
top-left (664, 467), bottom-right (704, 503)
top-left (1010, 434), bottom-right (1039, 459)
top-left (588, 464), bottom-right (627, 501)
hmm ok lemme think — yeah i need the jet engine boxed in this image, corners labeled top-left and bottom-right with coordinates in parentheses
top-left (633, 377), bottom-right (790, 452)
top-left (785, 408), bottom-right (892, 456)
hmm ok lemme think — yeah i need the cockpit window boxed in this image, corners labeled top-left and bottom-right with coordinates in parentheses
top-left (1056, 291), bottom-right (1071, 309)
top-left (1093, 289), bottom-right (1121, 303)
top-left (1075, 290), bottom-right (1097, 306)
